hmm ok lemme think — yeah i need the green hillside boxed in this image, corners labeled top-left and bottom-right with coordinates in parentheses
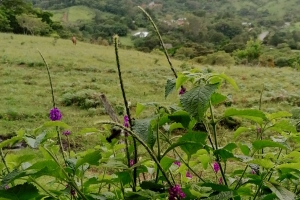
top-left (1, 33), bottom-right (299, 136)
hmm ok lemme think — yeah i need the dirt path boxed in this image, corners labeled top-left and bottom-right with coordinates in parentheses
top-left (62, 11), bottom-right (68, 22)
top-left (258, 31), bottom-right (269, 41)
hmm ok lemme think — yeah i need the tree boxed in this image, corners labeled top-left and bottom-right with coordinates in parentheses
top-left (16, 14), bottom-right (50, 35)
top-left (0, 9), bottom-right (11, 31)
top-left (234, 39), bottom-right (262, 64)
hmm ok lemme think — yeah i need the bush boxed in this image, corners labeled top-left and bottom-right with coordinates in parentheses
top-left (60, 89), bottom-right (100, 109)
top-left (195, 51), bottom-right (235, 66)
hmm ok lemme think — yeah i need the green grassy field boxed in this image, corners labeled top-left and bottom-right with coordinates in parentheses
top-left (49, 5), bottom-right (96, 23)
top-left (0, 33), bottom-right (299, 146)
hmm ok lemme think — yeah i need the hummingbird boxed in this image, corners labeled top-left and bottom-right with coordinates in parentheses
top-left (106, 126), bottom-right (122, 143)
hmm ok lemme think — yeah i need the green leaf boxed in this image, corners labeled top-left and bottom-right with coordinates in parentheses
top-left (224, 108), bottom-right (267, 122)
top-left (43, 121), bottom-right (70, 128)
top-left (180, 84), bottom-right (218, 120)
top-left (277, 163), bottom-right (300, 170)
top-left (269, 120), bottom-right (297, 133)
top-left (159, 157), bottom-right (174, 172)
top-left (267, 111), bottom-right (292, 120)
top-left (223, 143), bottom-right (237, 152)
top-left (264, 181), bottom-right (296, 200)
top-left (238, 143), bottom-right (250, 156)
top-left (161, 141), bottom-right (203, 159)
top-left (198, 154), bottom-right (210, 169)
top-left (211, 93), bottom-right (227, 105)
top-left (214, 149), bottom-right (235, 161)
top-left (250, 159), bottom-right (274, 169)
top-left (215, 73), bottom-right (239, 90)
top-left (116, 171), bottom-right (132, 186)
top-left (1, 170), bottom-right (26, 187)
top-left (0, 131), bottom-right (24, 149)
top-left (140, 181), bottom-right (165, 192)
top-left (0, 183), bottom-right (40, 200)
top-left (252, 140), bottom-right (287, 150)
top-left (76, 150), bottom-right (102, 169)
top-left (132, 118), bottom-right (156, 149)
top-left (24, 131), bottom-right (47, 148)
top-left (201, 183), bottom-right (231, 192)
top-left (168, 110), bottom-right (191, 128)
top-left (136, 103), bottom-right (145, 117)
top-left (176, 74), bottom-right (188, 89)
top-left (178, 131), bottom-right (207, 158)
top-left (169, 122), bottom-right (184, 132)
top-left (165, 78), bottom-right (176, 98)
top-left (234, 127), bottom-right (250, 140)
top-left (205, 191), bottom-right (235, 200)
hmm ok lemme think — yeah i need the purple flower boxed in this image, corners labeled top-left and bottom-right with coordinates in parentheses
top-left (49, 107), bottom-right (62, 121)
top-left (124, 115), bottom-right (129, 128)
top-left (4, 185), bottom-right (9, 190)
top-left (179, 87), bottom-right (186, 95)
top-left (257, 127), bottom-right (261, 133)
top-left (168, 184), bottom-right (186, 200)
top-left (186, 171), bottom-right (192, 179)
top-left (213, 162), bottom-right (220, 173)
top-left (219, 177), bottom-right (223, 184)
top-left (63, 130), bottom-right (70, 136)
top-left (251, 169), bottom-right (256, 174)
top-left (174, 161), bottom-right (181, 167)
top-left (130, 159), bottom-right (135, 167)
top-left (70, 188), bottom-right (76, 196)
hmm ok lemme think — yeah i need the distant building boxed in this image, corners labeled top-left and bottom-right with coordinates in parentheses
top-left (133, 31), bottom-right (149, 38)
top-left (242, 22), bottom-right (252, 26)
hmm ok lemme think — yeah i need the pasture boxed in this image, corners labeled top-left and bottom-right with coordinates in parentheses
top-left (0, 33), bottom-right (299, 145)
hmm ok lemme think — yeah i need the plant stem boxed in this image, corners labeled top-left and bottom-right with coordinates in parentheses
top-left (253, 171), bottom-right (270, 200)
top-left (0, 148), bottom-right (15, 186)
top-left (138, 6), bottom-right (177, 79)
top-left (234, 165), bottom-right (248, 190)
top-left (37, 50), bottom-right (56, 108)
top-left (159, 131), bottom-right (206, 182)
top-left (113, 35), bottom-right (137, 191)
top-left (29, 176), bottom-right (56, 198)
top-left (155, 115), bottom-right (161, 183)
top-left (209, 102), bottom-right (228, 186)
top-left (258, 84), bottom-right (264, 111)
top-left (97, 121), bottom-right (173, 187)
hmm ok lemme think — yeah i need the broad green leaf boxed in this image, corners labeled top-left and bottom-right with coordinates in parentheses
top-left (250, 159), bottom-right (274, 169)
top-left (178, 131), bottom-right (207, 158)
top-left (6, 154), bottom-right (36, 169)
top-left (1, 170), bottom-right (26, 187)
top-left (215, 73), bottom-right (239, 90)
top-left (169, 122), bottom-right (184, 132)
top-left (234, 127), bottom-right (250, 140)
top-left (161, 141), bottom-right (202, 159)
top-left (205, 191), bottom-right (235, 200)
top-left (223, 143), bottom-right (237, 152)
top-left (136, 103), bottom-right (145, 117)
top-left (159, 157), bottom-right (174, 172)
top-left (214, 149), bottom-right (235, 161)
top-left (252, 140), bottom-right (287, 150)
top-left (168, 110), bottom-right (191, 128)
top-left (198, 154), bottom-right (210, 169)
top-left (24, 131), bottom-right (47, 148)
top-left (180, 84), bottom-right (218, 120)
top-left (236, 185), bottom-right (253, 196)
top-left (269, 120), bottom-right (297, 133)
top-left (267, 111), bottom-right (292, 120)
top-left (201, 183), bottom-right (231, 192)
top-left (0, 130), bottom-right (24, 149)
top-left (211, 93), bottom-right (227, 105)
top-left (238, 143), bottom-right (250, 156)
top-left (277, 163), bottom-right (300, 170)
top-left (176, 74), bottom-right (188, 89)
top-left (102, 160), bottom-right (128, 169)
top-left (140, 181), bottom-right (165, 192)
top-left (116, 171), bottom-right (132, 186)
top-left (264, 181), bottom-right (296, 200)
top-left (0, 183), bottom-right (40, 199)
top-left (76, 150), bottom-right (102, 169)
top-left (132, 118), bottom-right (156, 149)
top-left (224, 108), bottom-right (267, 122)
top-left (165, 78), bottom-right (176, 98)
top-left (43, 121), bottom-right (70, 128)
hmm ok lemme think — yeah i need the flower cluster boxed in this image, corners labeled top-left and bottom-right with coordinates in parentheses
top-left (179, 87), bottom-right (186, 95)
top-left (63, 130), bottom-right (71, 136)
top-left (213, 162), bottom-right (220, 173)
top-left (186, 171), bottom-right (192, 179)
top-left (124, 115), bottom-right (129, 128)
top-left (174, 161), bottom-right (181, 167)
top-left (169, 185), bottom-right (185, 200)
top-left (49, 107), bottom-right (62, 121)
top-left (130, 159), bottom-right (135, 167)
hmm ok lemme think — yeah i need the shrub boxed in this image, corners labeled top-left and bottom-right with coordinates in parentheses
top-left (60, 89), bottom-right (100, 109)
top-left (203, 51), bottom-right (235, 66)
